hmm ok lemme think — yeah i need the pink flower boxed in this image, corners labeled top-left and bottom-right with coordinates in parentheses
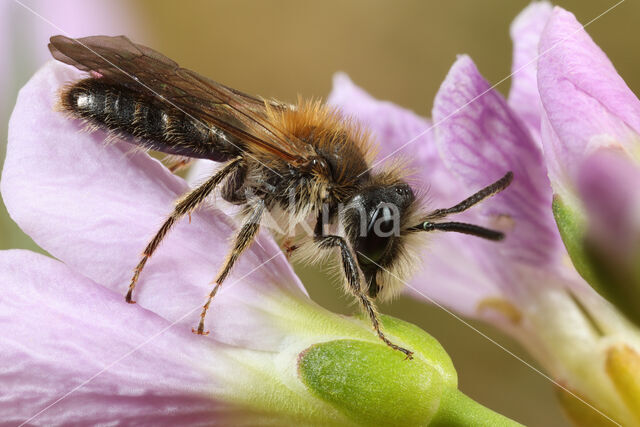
top-left (329, 3), bottom-right (640, 425)
top-left (538, 6), bottom-right (640, 328)
top-left (1, 57), bottom-right (519, 425)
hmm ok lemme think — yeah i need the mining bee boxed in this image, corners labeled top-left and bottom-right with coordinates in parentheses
top-left (49, 35), bottom-right (512, 359)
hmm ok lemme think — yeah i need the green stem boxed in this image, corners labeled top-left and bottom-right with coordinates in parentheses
top-left (430, 389), bottom-right (524, 427)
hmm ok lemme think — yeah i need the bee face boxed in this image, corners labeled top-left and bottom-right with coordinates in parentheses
top-left (343, 181), bottom-right (416, 298)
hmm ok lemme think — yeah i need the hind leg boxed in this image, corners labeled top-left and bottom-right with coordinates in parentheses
top-left (126, 158), bottom-right (242, 303)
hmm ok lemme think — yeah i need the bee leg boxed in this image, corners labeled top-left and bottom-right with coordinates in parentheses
top-left (282, 238), bottom-right (299, 258)
top-left (126, 157), bottom-right (242, 303)
top-left (313, 220), bottom-right (413, 360)
top-left (193, 201), bottom-right (264, 335)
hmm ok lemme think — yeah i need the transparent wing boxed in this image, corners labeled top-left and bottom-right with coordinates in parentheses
top-left (49, 34), bottom-right (310, 163)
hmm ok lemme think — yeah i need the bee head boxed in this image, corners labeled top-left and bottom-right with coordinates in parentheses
top-left (342, 171), bottom-right (513, 300)
top-left (343, 180), bottom-right (416, 299)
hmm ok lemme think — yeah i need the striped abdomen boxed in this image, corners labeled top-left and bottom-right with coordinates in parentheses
top-left (60, 78), bottom-right (243, 162)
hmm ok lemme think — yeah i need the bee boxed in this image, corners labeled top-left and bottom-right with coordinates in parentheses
top-left (49, 35), bottom-right (513, 359)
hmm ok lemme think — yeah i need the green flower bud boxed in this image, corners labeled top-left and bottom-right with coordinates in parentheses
top-left (298, 315), bottom-right (522, 426)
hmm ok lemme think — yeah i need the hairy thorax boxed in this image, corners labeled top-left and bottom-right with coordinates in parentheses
top-left (222, 100), bottom-right (378, 231)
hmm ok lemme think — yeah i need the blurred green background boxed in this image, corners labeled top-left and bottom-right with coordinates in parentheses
top-left (2, 1), bottom-right (639, 425)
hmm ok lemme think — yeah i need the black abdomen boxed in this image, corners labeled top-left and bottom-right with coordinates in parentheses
top-left (61, 78), bottom-right (242, 162)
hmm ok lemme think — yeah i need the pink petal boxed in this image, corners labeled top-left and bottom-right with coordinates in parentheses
top-left (508, 1), bottom-right (552, 139)
top-left (406, 236), bottom-right (504, 316)
top-left (0, 1), bottom-right (12, 118)
top-left (327, 73), bottom-right (457, 203)
top-left (327, 73), bottom-right (436, 161)
top-left (0, 249), bottom-right (237, 425)
top-left (578, 150), bottom-right (640, 259)
top-left (433, 55), bottom-right (561, 269)
top-left (538, 7), bottom-right (640, 181)
top-left (32, 0), bottom-right (141, 39)
top-left (2, 61), bottom-right (307, 350)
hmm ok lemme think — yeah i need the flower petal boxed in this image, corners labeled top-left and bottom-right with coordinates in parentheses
top-left (327, 72), bottom-right (436, 162)
top-left (578, 150), bottom-right (640, 260)
top-left (0, 249), bottom-right (237, 425)
top-left (508, 1), bottom-right (552, 138)
top-left (405, 236), bottom-right (505, 317)
top-left (433, 55), bottom-right (561, 269)
top-left (0, 1), bottom-right (12, 119)
top-left (1, 61), bottom-right (307, 350)
top-left (538, 7), bottom-right (640, 182)
top-left (327, 73), bottom-right (458, 203)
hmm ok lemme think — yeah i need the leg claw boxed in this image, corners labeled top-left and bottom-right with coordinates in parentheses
top-left (282, 240), bottom-right (299, 259)
top-left (192, 327), bottom-right (210, 335)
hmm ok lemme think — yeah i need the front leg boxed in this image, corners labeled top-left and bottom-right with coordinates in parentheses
top-left (313, 215), bottom-right (413, 359)
top-left (282, 237), bottom-right (300, 259)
